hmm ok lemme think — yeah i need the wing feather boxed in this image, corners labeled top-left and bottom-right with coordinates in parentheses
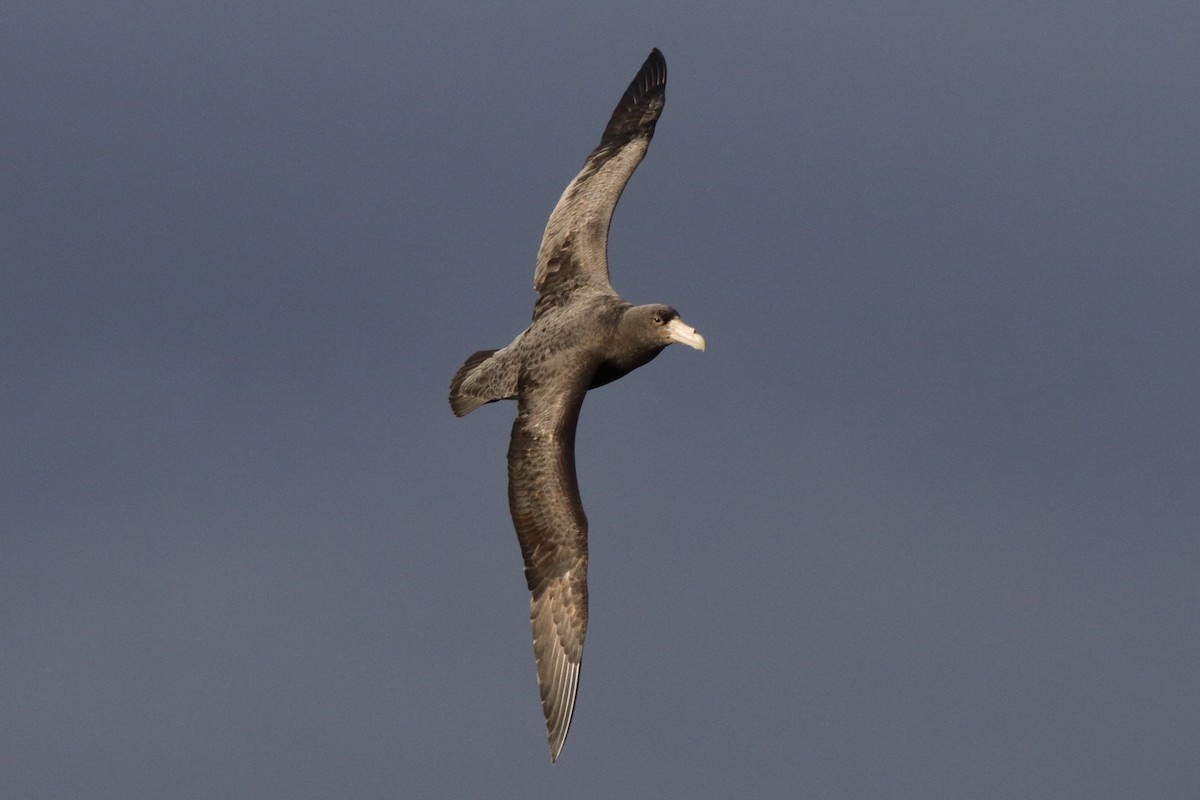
top-left (532, 49), bottom-right (667, 316)
top-left (507, 362), bottom-right (596, 761)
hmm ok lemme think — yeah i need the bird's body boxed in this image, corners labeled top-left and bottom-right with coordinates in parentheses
top-left (449, 49), bottom-right (704, 762)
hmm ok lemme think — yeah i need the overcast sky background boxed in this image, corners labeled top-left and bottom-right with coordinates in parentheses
top-left (3, 2), bottom-right (1199, 797)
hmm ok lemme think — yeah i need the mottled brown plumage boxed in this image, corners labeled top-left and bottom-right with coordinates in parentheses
top-left (449, 49), bottom-right (704, 762)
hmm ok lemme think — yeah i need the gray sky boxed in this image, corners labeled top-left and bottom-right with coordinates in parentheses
top-left (4, 1), bottom-right (1198, 797)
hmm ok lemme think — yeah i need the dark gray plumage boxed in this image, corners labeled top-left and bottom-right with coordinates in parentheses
top-left (449, 48), bottom-right (704, 763)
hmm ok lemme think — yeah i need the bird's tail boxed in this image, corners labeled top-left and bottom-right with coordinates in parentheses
top-left (448, 349), bottom-right (501, 416)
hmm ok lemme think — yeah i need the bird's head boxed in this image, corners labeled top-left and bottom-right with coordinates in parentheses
top-left (625, 304), bottom-right (706, 352)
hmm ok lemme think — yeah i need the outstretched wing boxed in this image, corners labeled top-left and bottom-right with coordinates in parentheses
top-left (533, 49), bottom-right (667, 317)
top-left (506, 362), bottom-right (596, 761)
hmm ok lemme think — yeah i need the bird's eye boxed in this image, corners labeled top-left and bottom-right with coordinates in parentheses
top-left (652, 314), bottom-right (665, 325)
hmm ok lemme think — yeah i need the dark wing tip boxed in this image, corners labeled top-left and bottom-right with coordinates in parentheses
top-left (598, 49), bottom-right (667, 146)
top-left (625, 48), bottom-right (667, 108)
top-left (545, 657), bottom-right (580, 762)
top-left (527, 574), bottom-right (587, 763)
top-left (644, 47), bottom-right (666, 86)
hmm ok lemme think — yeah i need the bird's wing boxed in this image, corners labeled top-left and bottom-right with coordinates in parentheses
top-left (532, 49), bottom-right (667, 318)
top-left (506, 359), bottom-right (597, 761)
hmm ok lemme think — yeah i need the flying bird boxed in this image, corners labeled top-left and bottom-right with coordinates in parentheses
top-left (449, 48), bottom-right (704, 762)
